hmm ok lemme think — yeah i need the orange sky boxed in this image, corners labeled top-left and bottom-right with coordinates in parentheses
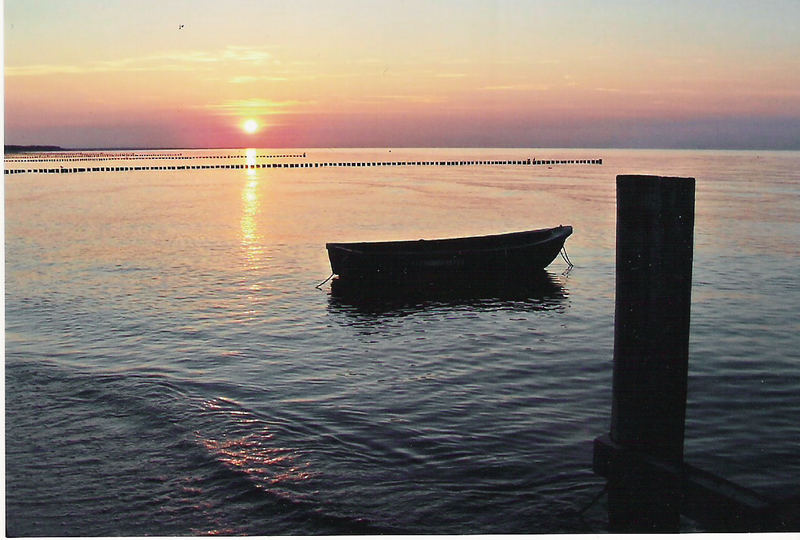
top-left (5, 0), bottom-right (800, 148)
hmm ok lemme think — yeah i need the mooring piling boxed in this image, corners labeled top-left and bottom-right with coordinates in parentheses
top-left (593, 173), bottom-right (796, 533)
top-left (611, 175), bottom-right (695, 462)
top-left (601, 174), bottom-right (695, 532)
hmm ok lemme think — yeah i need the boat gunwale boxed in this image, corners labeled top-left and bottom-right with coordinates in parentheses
top-left (326, 226), bottom-right (572, 256)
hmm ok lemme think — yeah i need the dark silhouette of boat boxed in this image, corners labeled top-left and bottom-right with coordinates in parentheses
top-left (326, 225), bottom-right (572, 282)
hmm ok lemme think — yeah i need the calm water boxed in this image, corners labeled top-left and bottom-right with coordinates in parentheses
top-left (5, 148), bottom-right (799, 535)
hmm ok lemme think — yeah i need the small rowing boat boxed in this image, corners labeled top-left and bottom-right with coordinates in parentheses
top-left (326, 225), bottom-right (572, 281)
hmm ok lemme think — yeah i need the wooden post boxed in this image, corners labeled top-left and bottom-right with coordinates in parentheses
top-left (607, 174), bottom-right (695, 532)
top-left (612, 175), bottom-right (695, 458)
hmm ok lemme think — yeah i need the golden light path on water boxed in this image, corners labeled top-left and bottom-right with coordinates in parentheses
top-left (240, 149), bottom-right (263, 274)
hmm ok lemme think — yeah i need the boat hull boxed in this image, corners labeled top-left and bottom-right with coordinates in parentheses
top-left (326, 225), bottom-right (572, 281)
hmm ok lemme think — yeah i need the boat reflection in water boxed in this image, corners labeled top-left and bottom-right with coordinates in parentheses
top-left (328, 269), bottom-right (567, 317)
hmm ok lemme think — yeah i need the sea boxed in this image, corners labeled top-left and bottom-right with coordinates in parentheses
top-left (4, 148), bottom-right (799, 535)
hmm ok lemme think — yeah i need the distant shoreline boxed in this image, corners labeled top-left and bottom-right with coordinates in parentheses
top-left (5, 145), bottom-right (65, 153)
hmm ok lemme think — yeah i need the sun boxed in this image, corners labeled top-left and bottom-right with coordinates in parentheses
top-left (242, 119), bottom-right (259, 134)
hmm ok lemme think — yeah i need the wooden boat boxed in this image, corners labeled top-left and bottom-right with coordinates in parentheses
top-left (326, 225), bottom-right (572, 281)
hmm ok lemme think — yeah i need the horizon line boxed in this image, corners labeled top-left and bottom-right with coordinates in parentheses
top-left (6, 144), bottom-right (800, 152)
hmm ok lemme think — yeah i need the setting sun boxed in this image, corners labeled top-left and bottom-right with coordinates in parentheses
top-left (242, 119), bottom-right (259, 134)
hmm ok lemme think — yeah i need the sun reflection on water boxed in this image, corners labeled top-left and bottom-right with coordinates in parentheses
top-left (245, 148), bottom-right (257, 172)
top-left (240, 172), bottom-right (264, 271)
top-left (197, 398), bottom-right (314, 501)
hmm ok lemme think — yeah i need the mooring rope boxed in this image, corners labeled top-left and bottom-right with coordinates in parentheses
top-left (315, 272), bottom-right (334, 289)
top-left (560, 246), bottom-right (574, 268)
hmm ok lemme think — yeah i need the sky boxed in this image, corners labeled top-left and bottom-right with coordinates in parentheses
top-left (4, 0), bottom-right (800, 149)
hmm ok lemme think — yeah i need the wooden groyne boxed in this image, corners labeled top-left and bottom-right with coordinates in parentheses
top-left (4, 152), bottom-right (307, 163)
top-left (4, 157), bottom-right (602, 175)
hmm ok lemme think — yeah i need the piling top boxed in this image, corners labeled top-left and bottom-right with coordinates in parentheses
top-left (617, 174), bottom-right (695, 186)
top-left (616, 175), bottom-right (696, 232)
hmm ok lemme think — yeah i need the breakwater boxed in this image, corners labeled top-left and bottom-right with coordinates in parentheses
top-left (4, 156), bottom-right (602, 174)
top-left (4, 152), bottom-right (307, 163)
